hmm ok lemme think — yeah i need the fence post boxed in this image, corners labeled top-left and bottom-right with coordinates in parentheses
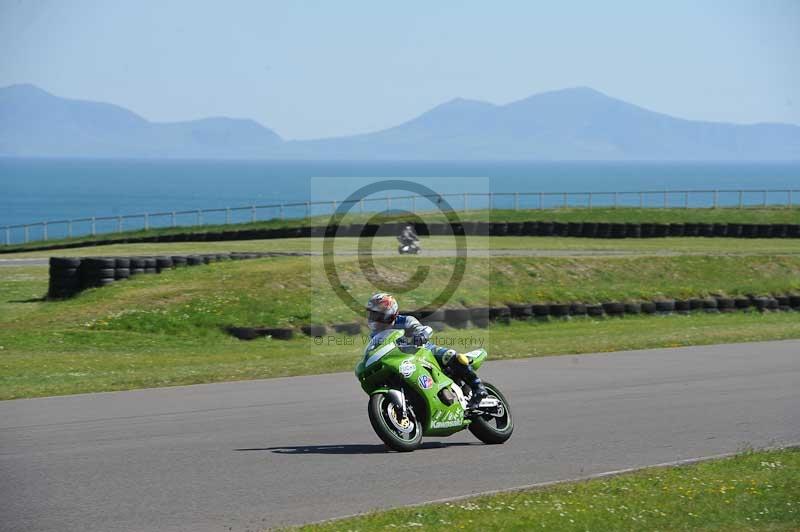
top-left (738, 191), bottom-right (743, 209)
top-left (514, 192), bottom-right (519, 210)
top-left (43, 222), bottom-right (48, 241)
top-left (24, 225), bottom-right (29, 243)
top-left (639, 191), bottom-right (643, 208)
top-left (251, 205), bottom-right (256, 223)
top-left (305, 202), bottom-right (310, 218)
top-left (279, 203), bottom-right (284, 220)
top-left (412, 195), bottom-right (416, 213)
top-left (197, 210), bottom-right (202, 225)
top-left (386, 196), bottom-right (391, 210)
top-left (464, 193), bottom-right (468, 211)
top-left (713, 190), bottom-right (718, 209)
top-left (613, 192), bottom-right (618, 209)
top-left (588, 192), bottom-right (593, 209)
top-left (91, 217), bottom-right (96, 236)
top-left (762, 190), bottom-right (767, 207)
top-left (226, 208), bottom-right (231, 225)
top-left (563, 192), bottom-right (567, 208)
top-left (488, 192), bottom-right (493, 211)
top-left (144, 213), bottom-right (149, 231)
top-left (4, 226), bottom-right (9, 245)
top-left (359, 199), bottom-right (364, 213)
top-left (663, 191), bottom-right (668, 209)
top-left (171, 212), bottom-right (176, 227)
top-left (538, 192), bottom-right (543, 210)
top-left (789, 190), bottom-right (793, 208)
top-left (331, 200), bottom-right (337, 213)
top-left (68, 220), bottom-right (73, 238)
top-left (684, 191), bottom-right (689, 209)
top-left (117, 216), bottom-right (122, 233)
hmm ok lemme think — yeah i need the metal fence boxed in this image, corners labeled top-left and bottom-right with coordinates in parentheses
top-left (3, 188), bottom-right (798, 246)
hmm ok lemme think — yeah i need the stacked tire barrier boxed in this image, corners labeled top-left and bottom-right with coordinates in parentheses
top-left (46, 251), bottom-right (281, 299)
top-left (11, 220), bottom-right (800, 255)
top-left (391, 293), bottom-right (800, 330)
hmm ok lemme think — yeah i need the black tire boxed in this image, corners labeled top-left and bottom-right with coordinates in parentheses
top-left (508, 304), bottom-right (532, 319)
top-left (130, 257), bottom-right (147, 268)
top-left (537, 222), bottom-right (554, 237)
top-left (115, 258), bottom-right (131, 269)
top-left (258, 327), bottom-right (294, 340)
top-left (624, 302), bottom-right (642, 314)
top-left (653, 224), bottom-right (669, 238)
top-left (549, 303), bottom-right (570, 317)
top-left (569, 302), bottom-right (587, 316)
top-left (84, 268), bottom-right (115, 279)
top-left (726, 224), bottom-right (743, 238)
top-left (115, 268), bottom-right (130, 279)
top-left (675, 299), bottom-right (691, 313)
top-left (602, 302), bottom-right (625, 315)
top-left (468, 382), bottom-right (513, 445)
top-left (716, 297), bottom-right (735, 312)
top-left (586, 304), bottom-right (604, 317)
top-left (489, 306), bottom-right (511, 323)
top-left (552, 222), bottom-right (568, 237)
top-left (368, 393), bottom-right (422, 452)
top-left (156, 257), bottom-right (173, 271)
top-left (655, 300), bottom-right (675, 313)
top-left (301, 324), bottom-right (328, 336)
top-left (50, 267), bottom-right (78, 278)
top-left (734, 297), bottom-right (752, 309)
top-left (521, 221), bottom-right (538, 236)
top-left (668, 224), bottom-right (685, 237)
top-left (567, 222), bottom-right (583, 237)
top-left (712, 224), bottom-right (728, 237)
top-left (50, 257), bottom-right (82, 268)
top-left (445, 308), bottom-right (471, 327)
top-left (641, 301), bottom-right (657, 314)
top-left (530, 303), bottom-right (550, 317)
top-left (580, 223), bottom-right (598, 238)
top-left (505, 222), bottom-right (523, 236)
top-left (130, 268), bottom-right (145, 276)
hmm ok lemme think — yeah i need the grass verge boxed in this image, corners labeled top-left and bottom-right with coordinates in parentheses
top-left (289, 447), bottom-right (800, 531)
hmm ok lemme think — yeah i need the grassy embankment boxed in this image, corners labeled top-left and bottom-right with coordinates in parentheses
top-left (289, 447), bottom-right (800, 531)
top-left (3, 206), bottom-right (799, 253)
top-left (2, 248), bottom-right (799, 399)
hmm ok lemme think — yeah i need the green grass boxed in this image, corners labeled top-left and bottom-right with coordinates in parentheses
top-left (3, 206), bottom-right (798, 254)
top-left (2, 257), bottom-right (800, 399)
top-left (2, 235), bottom-right (799, 258)
top-left (290, 447), bottom-right (800, 531)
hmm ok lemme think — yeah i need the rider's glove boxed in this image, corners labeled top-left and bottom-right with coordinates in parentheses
top-left (412, 325), bottom-right (433, 346)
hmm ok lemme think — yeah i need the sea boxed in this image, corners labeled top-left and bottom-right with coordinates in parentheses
top-left (1, 158), bottom-right (799, 243)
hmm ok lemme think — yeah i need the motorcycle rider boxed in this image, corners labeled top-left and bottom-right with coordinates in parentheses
top-left (365, 292), bottom-right (488, 409)
top-left (397, 223), bottom-right (420, 253)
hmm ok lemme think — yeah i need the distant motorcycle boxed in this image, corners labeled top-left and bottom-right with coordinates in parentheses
top-left (398, 241), bottom-right (420, 254)
top-left (355, 329), bottom-right (514, 452)
top-left (397, 224), bottom-right (421, 255)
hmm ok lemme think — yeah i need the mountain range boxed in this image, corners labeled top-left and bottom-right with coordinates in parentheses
top-left (1, 83), bottom-right (798, 160)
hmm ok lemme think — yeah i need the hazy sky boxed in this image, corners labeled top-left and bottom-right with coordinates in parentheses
top-left (1, 0), bottom-right (798, 139)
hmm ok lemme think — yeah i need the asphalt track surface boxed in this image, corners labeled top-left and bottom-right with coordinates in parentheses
top-left (2, 340), bottom-right (798, 531)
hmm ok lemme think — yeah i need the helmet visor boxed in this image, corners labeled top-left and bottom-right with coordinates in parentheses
top-left (367, 309), bottom-right (395, 324)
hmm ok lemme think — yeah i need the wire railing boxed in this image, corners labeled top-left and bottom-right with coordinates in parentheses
top-left (3, 188), bottom-right (798, 245)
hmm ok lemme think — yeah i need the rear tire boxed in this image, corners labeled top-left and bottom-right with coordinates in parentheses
top-left (468, 382), bottom-right (513, 445)
top-left (368, 392), bottom-right (422, 452)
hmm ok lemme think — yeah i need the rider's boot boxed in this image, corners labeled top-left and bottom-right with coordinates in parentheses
top-left (444, 351), bottom-right (488, 410)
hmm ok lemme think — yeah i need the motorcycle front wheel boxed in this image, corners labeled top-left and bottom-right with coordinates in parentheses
top-left (368, 392), bottom-right (422, 452)
top-left (468, 382), bottom-right (514, 444)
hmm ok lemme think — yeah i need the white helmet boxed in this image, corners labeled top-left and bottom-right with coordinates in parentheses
top-left (366, 292), bottom-right (399, 331)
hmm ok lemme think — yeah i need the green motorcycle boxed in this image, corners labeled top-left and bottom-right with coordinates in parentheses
top-left (355, 329), bottom-right (513, 452)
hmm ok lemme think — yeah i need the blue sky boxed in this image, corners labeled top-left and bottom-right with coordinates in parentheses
top-left (1, 0), bottom-right (798, 139)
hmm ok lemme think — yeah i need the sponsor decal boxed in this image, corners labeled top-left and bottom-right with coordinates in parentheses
top-left (399, 359), bottom-right (416, 378)
top-left (431, 410), bottom-right (462, 428)
top-left (432, 419), bottom-right (463, 429)
top-left (418, 374), bottom-right (433, 390)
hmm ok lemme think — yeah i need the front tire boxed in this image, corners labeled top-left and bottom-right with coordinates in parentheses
top-left (368, 393), bottom-right (422, 452)
top-left (468, 382), bottom-right (513, 444)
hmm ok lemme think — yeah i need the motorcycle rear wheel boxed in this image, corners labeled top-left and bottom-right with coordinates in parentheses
top-left (368, 393), bottom-right (422, 452)
top-left (468, 382), bottom-right (514, 444)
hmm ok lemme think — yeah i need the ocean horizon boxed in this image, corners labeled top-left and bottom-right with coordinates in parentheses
top-left (2, 158), bottom-right (799, 242)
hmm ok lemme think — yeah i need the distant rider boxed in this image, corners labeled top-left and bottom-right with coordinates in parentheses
top-left (364, 292), bottom-right (488, 409)
top-left (397, 224), bottom-right (419, 246)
